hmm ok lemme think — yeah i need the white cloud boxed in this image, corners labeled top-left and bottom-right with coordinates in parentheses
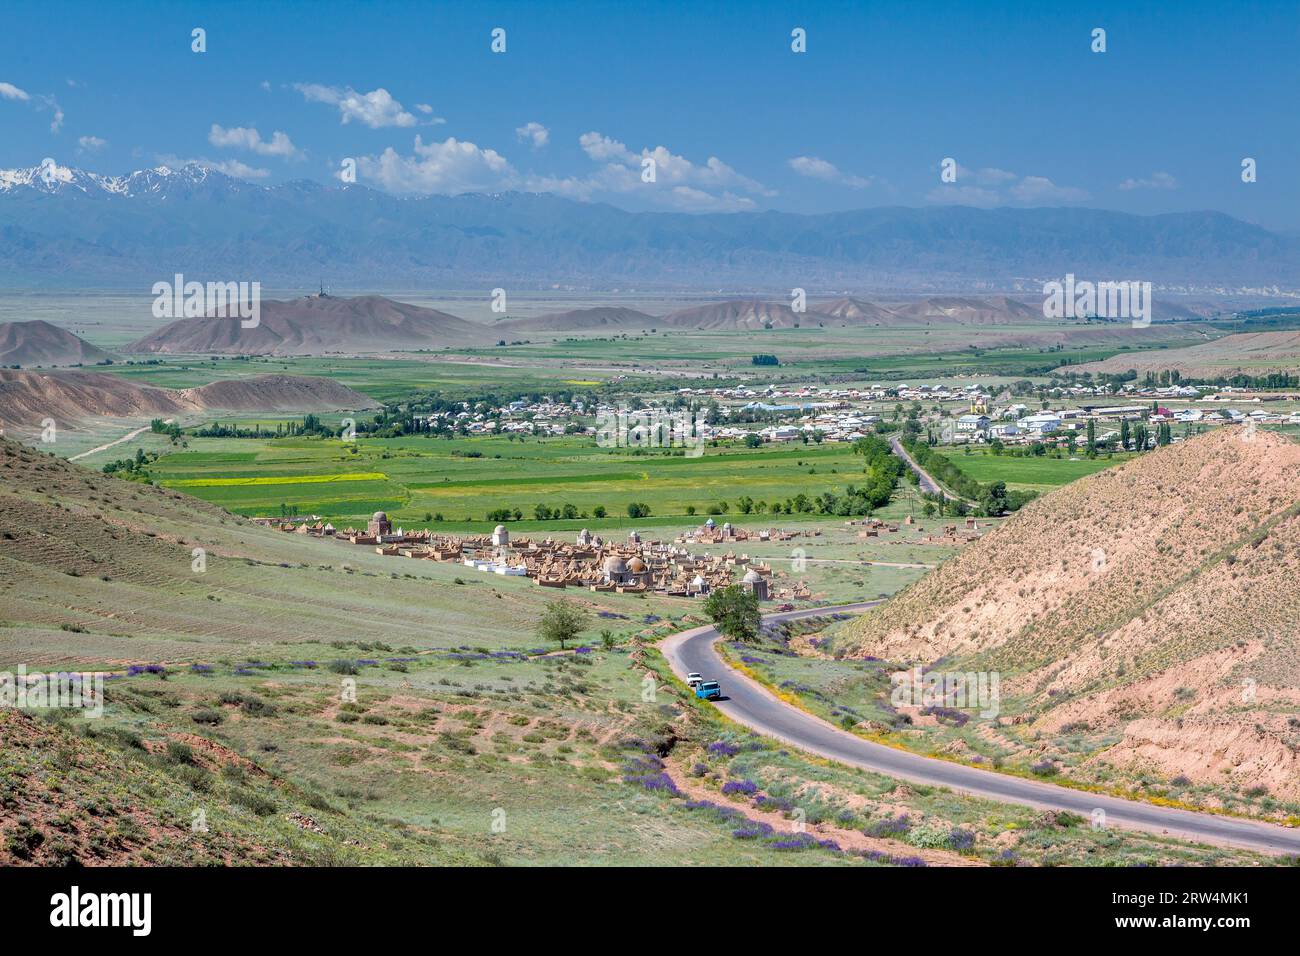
top-left (578, 131), bottom-right (634, 163)
top-left (527, 131), bottom-right (772, 210)
top-left (293, 83), bottom-right (417, 128)
top-left (667, 186), bottom-right (757, 212)
top-left (158, 154), bottom-right (270, 180)
top-left (354, 135), bottom-right (516, 194)
top-left (787, 155), bottom-right (872, 189)
top-left (211, 158), bottom-right (271, 179)
top-left (208, 124), bottom-right (299, 158)
top-left (577, 131), bottom-right (774, 198)
top-left (1010, 175), bottom-right (1089, 203)
top-left (927, 168), bottom-right (1088, 207)
top-left (37, 94), bottom-right (63, 133)
top-left (515, 121), bottom-right (549, 149)
top-left (347, 127), bottom-right (768, 211)
top-left (259, 80), bottom-right (271, 92)
top-left (965, 166), bottom-right (1017, 186)
top-left (77, 135), bottom-right (107, 153)
top-left (414, 104), bottom-right (445, 124)
top-left (1119, 171), bottom-right (1178, 191)
top-left (2, 82), bottom-right (63, 132)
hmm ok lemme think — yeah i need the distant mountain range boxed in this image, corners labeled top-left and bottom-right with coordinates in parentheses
top-left (0, 292), bottom-right (1217, 362)
top-left (100, 292), bottom-right (1216, 357)
top-left (3, 162), bottom-right (1299, 289)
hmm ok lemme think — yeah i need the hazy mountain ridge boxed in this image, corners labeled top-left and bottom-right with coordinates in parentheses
top-left (3, 162), bottom-right (1297, 288)
top-left (116, 292), bottom-right (1126, 351)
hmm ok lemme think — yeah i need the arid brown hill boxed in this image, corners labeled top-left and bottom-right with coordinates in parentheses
top-left (179, 374), bottom-right (379, 412)
top-left (838, 428), bottom-right (1300, 797)
top-left (659, 299), bottom-right (827, 330)
top-left (656, 296), bottom-right (1053, 332)
top-left (881, 296), bottom-right (1045, 325)
top-left (0, 368), bottom-right (192, 423)
top-left (0, 369), bottom-right (374, 426)
top-left (0, 320), bottom-right (114, 367)
top-left (125, 294), bottom-right (488, 355)
top-left (813, 297), bottom-right (907, 325)
top-left (496, 306), bottom-right (658, 332)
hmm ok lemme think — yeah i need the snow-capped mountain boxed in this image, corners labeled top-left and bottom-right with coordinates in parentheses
top-left (0, 161), bottom-right (234, 199)
top-left (3, 161), bottom-right (1300, 290)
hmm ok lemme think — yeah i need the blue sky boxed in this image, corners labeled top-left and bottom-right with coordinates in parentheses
top-left (2, 0), bottom-right (1298, 228)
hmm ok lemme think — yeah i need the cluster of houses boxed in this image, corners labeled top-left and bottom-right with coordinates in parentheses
top-left (951, 395), bottom-right (1300, 445)
top-left (411, 378), bottom-right (1298, 449)
top-left (429, 397), bottom-right (585, 438)
top-left (676, 382), bottom-right (985, 404)
top-left (253, 512), bottom-right (812, 601)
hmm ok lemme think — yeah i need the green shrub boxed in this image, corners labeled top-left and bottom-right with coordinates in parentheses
top-left (172, 763), bottom-right (212, 792)
top-left (165, 740), bottom-right (195, 764)
top-left (229, 788), bottom-right (277, 816)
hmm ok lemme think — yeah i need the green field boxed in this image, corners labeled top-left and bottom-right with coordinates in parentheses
top-left (946, 448), bottom-right (1133, 493)
top-left (99, 355), bottom-right (642, 404)
top-left (143, 433), bottom-right (897, 528)
top-left (81, 312), bottom-right (1217, 407)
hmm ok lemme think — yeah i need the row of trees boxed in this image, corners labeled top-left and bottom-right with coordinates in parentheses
top-left (902, 438), bottom-right (1037, 516)
top-left (486, 502), bottom-right (640, 522)
top-left (185, 414), bottom-right (333, 439)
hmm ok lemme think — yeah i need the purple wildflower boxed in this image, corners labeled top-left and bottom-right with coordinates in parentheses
top-left (721, 779), bottom-right (758, 796)
top-left (863, 814), bottom-right (911, 837)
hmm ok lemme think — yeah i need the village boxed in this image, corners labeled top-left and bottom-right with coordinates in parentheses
top-left (419, 379), bottom-right (1300, 451)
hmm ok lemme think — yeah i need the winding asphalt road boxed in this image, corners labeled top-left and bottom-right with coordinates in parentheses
top-left (662, 602), bottom-right (1300, 855)
top-left (888, 435), bottom-right (961, 501)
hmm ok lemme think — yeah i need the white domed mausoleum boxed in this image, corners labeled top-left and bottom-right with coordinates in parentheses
top-left (740, 567), bottom-right (770, 601)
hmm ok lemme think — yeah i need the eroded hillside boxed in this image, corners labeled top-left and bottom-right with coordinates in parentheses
top-left (835, 428), bottom-right (1300, 799)
top-left (0, 437), bottom-right (1267, 866)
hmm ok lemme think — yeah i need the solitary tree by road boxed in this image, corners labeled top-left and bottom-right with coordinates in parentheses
top-left (539, 598), bottom-right (589, 650)
top-left (702, 585), bottom-right (761, 643)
